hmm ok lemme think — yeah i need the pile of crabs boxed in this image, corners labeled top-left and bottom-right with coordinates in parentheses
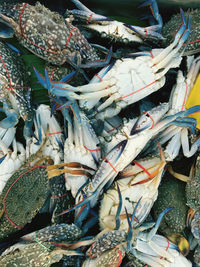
top-left (0, 0), bottom-right (200, 266)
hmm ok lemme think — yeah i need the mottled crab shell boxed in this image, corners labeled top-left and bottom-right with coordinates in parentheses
top-left (190, 209), bottom-right (200, 240)
top-left (153, 175), bottom-right (188, 236)
top-left (0, 164), bottom-right (48, 241)
top-left (194, 245), bottom-right (200, 266)
top-left (162, 9), bottom-right (200, 56)
top-left (86, 230), bottom-right (126, 258)
top-left (2, 2), bottom-right (99, 66)
top-left (49, 175), bottom-right (75, 225)
top-left (23, 223), bottom-right (82, 243)
top-left (186, 155), bottom-right (200, 210)
top-left (0, 242), bottom-right (56, 266)
top-left (0, 40), bottom-right (33, 122)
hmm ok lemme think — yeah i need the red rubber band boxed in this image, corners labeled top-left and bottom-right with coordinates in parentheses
top-left (88, 242), bottom-right (95, 258)
top-left (106, 124), bottom-right (121, 133)
top-left (83, 145), bottom-right (101, 152)
top-left (117, 249), bottom-right (123, 267)
top-left (3, 165), bottom-right (46, 229)
top-left (132, 160), bottom-right (151, 177)
top-left (51, 193), bottom-right (67, 199)
top-left (19, 3), bottom-right (28, 34)
top-left (146, 112), bottom-right (155, 129)
top-left (104, 157), bottom-right (118, 173)
top-left (86, 13), bottom-right (93, 24)
top-left (64, 27), bottom-right (77, 48)
top-left (49, 131), bottom-right (62, 135)
top-left (117, 80), bottom-right (157, 100)
top-left (95, 73), bottom-right (103, 82)
top-left (149, 51), bottom-right (154, 58)
top-left (165, 237), bottom-right (170, 251)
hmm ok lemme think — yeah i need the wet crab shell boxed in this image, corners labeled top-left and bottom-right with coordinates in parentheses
top-left (153, 175), bottom-right (188, 236)
top-left (194, 245), bottom-right (200, 266)
top-left (0, 40), bottom-right (33, 122)
top-left (162, 9), bottom-right (200, 56)
top-left (2, 2), bottom-right (99, 66)
top-left (0, 242), bottom-right (55, 266)
top-left (186, 155), bottom-right (200, 210)
top-left (49, 174), bottom-right (75, 225)
top-left (0, 165), bottom-right (48, 241)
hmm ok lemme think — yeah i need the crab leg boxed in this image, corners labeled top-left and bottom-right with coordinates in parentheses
top-left (181, 127), bottom-right (200, 157)
top-left (70, 0), bottom-right (112, 22)
top-left (152, 10), bottom-right (190, 67)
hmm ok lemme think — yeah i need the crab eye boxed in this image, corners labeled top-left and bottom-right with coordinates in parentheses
top-left (101, 32), bottom-right (107, 38)
top-left (123, 38), bottom-right (129, 44)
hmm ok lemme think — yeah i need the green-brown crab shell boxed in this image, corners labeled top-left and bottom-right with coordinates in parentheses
top-left (186, 155), bottom-right (200, 210)
top-left (0, 165), bottom-right (48, 241)
top-left (0, 242), bottom-right (59, 266)
top-left (153, 175), bottom-right (188, 236)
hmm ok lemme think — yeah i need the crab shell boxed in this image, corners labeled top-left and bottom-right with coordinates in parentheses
top-left (0, 164), bottom-right (48, 241)
top-left (186, 154), bottom-right (200, 210)
top-left (0, 40), bottom-right (33, 123)
top-left (153, 174), bottom-right (188, 236)
top-left (1, 2), bottom-right (98, 66)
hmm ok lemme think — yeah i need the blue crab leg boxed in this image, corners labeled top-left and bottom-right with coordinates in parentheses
top-left (146, 207), bottom-right (173, 241)
top-left (152, 10), bottom-right (189, 67)
top-left (70, 0), bottom-right (113, 22)
top-left (115, 184), bottom-right (122, 230)
top-left (34, 67), bottom-right (115, 98)
top-left (55, 97), bottom-right (82, 124)
top-left (170, 117), bottom-right (196, 135)
top-left (126, 198), bottom-right (142, 251)
top-left (80, 46), bottom-right (112, 69)
top-left (125, 0), bottom-right (164, 41)
top-left (181, 128), bottom-right (200, 158)
top-left (139, 0), bottom-right (163, 28)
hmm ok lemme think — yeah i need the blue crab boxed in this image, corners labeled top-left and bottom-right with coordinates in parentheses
top-left (65, 0), bottom-right (164, 46)
top-left (162, 8), bottom-right (200, 56)
top-left (0, 223), bottom-right (83, 266)
top-left (34, 10), bottom-right (190, 120)
top-left (57, 102), bottom-right (200, 226)
top-left (145, 56), bottom-right (200, 161)
top-left (83, 205), bottom-right (192, 267)
top-left (0, 40), bottom-right (34, 135)
top-left (0, 1), bottom-right (111, 68)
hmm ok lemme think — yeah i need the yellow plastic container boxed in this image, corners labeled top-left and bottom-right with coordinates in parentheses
top-left (185, 74), bottom-right (200, 129)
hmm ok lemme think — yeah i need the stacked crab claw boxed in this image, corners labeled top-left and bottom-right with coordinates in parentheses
top-left (0, 0), bottom-right (200, 266)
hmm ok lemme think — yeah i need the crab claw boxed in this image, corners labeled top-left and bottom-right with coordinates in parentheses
top-left (146, 207), bottom-right (173, 241)
top-left (187, 208), bottom-right (195, 227)
top-left (139, 0), bottom-right (162, 25)
top-left (131, 103), bottom-right (169, 135)
top-left (125, 0), bottom-right (164, 43)
top-left (167, 233), bottom-right (190, 256)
